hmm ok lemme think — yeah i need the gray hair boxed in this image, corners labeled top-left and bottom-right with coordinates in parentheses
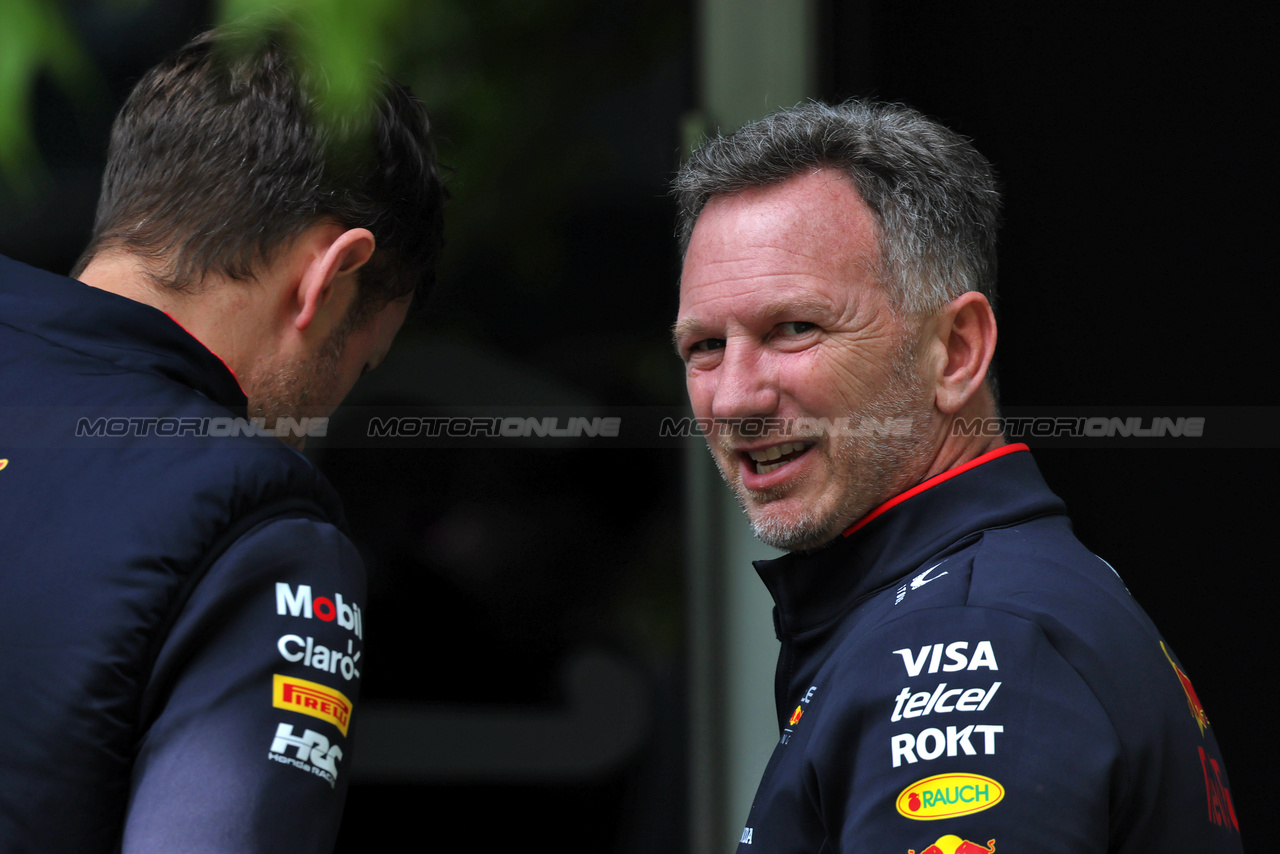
top-left (673, 100), bottom-right (1001, 315)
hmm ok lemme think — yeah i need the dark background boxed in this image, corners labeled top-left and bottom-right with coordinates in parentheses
top-left (2, 1), bottom-right (1270, 849)
top-left (820, 4), bottom-right (1274, 843)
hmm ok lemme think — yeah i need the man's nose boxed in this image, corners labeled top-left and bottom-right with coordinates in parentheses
top-left (710, 344), bottom-right (779, 419)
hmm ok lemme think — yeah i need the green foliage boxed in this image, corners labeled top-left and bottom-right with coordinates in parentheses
top-left (0, 0), bottom-right (95, 194)
top-left (0, 0), bottom-right (412, 193)
top-left (215, 0), bottom-right (408, 134)
top-left (1, 0), bottom-right (686, 296)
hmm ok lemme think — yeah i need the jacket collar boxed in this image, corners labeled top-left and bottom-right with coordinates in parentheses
top-left (753, 444), bottom-right (1065, 635)
top-left (0, 254), bottom-right (247, 412)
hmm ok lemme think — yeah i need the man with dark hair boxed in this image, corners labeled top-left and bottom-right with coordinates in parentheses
top-left (0, 28), bottom-right (444, 851)
top-left (673, 101), bottom-right (1241, 852)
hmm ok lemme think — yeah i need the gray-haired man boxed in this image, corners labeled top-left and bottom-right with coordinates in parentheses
top-left (673, 101), bottom-right (1241, 853)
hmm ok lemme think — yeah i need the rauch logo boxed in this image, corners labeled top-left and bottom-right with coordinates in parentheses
top-left (896, 773), bottom-right (1004, 820)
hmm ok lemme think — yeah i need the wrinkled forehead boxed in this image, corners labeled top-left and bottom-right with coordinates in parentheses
top-left (688, 171), bottom-right (877, 261)
top-left (680, 171), bottom-right (882, 297)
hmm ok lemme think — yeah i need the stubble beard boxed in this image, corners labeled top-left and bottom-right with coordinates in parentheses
top-left (714, 335), bottom-right (935, 552)
top-left (243, 321), bottom-right (349, 449)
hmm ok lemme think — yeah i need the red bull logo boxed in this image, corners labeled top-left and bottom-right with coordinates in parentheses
top-left (908, 835), bottom-right (995, 854)
top-left (1198, 746), bottom-right (1240, 832)
top-left (1161, 641), bottom-right (1209, 736)
top-left (789, 705), bottom-right (804, 726)
top-left (896, 773), bottom-right (1004, 820)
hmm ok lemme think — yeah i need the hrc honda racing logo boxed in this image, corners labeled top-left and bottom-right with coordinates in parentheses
top-left (268, 723), bottom-right (344, 788)
top-left (276, 582), bottom-right (363, 639)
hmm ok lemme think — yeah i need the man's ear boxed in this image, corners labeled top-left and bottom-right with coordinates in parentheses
top-left (294, 227), bottom-right (376, 333)
top-left (932, 291), bottom-right (997, 415)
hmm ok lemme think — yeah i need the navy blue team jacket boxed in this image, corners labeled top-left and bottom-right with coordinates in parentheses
top-left (739, 444), bottom-right (1242, 854)
top-left (0, 255), bottom-right (366, 852)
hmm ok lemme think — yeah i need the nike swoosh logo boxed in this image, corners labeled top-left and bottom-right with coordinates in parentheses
top-left (911, 562), bottom-right (949, 590)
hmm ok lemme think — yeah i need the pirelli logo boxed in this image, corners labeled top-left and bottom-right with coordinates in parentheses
top-left (273, 674), bottom-right (352, 737)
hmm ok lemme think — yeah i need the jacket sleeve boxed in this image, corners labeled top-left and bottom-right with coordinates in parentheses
top-left (806, 606), bottom-right (1121, 854)
top-left (121, 514), bottom-right (367, 854)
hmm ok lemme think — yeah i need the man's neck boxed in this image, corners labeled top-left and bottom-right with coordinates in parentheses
top-left (919, 384), bottom-right (1006, 482)
top-left (78, 253), bottom-right (283, 382)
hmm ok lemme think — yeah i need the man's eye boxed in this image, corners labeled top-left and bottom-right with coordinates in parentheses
top-left (778, 321), bottom-right (817, 335)
top-left (689, 338), bottom-right (726, 353)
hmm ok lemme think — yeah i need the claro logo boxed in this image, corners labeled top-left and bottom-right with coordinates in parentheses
top-left (275, 583), bottom-right (363, 639)
top-left (896, 773), bottom-right (1004, 820)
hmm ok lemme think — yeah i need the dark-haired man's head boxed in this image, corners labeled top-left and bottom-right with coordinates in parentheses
top-left (76, 27), bottom-right (446, 442)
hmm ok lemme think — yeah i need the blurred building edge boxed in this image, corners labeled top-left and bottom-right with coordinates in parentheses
top-left (683, 2), bottom-right (819, 853)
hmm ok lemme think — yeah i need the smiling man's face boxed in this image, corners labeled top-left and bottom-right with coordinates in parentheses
top-left (675, 170), bottom-right (936, 550)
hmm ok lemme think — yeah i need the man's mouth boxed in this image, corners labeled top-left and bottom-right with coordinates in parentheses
top-left (744, 442), bottom-right (813, 475)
